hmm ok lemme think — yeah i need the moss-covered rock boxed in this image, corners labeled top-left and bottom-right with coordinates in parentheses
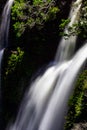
top-left (64, 69), bottom-right (87, 130)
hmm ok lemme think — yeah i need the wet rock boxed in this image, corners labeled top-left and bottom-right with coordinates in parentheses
top-left (71, 122), bottom-right (87, 130)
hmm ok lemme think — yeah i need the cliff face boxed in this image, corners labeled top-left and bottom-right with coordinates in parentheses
top-left (1, 0), bottom-right (85, 130)
top-left (0, 0), bottom-right (7, 15)
top-left (2, 0), bottom-right (73, 129)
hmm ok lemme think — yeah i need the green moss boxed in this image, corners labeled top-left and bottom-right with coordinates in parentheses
top-left (65, 70), bottom-right (87, 130)
top-left (75, 92), bottom-right (83, 117)
top-left (5, 47), bottom-right (24, 76)
top-left (59, 19), bottom-right (70, 30)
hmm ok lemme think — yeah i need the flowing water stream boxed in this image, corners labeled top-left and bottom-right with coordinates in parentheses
top-left (0, 0), bottom-right (87, 130)
top-left (0, 0), bottom-right (14, 80)
top-left (55, 0), bottom-right (82, 62)
top-left (0, 0), bottom-right (14, 49)
top-left (6, 0), bottom-right (87, 130)
top-left (0, 0), bottom-right (14, 127)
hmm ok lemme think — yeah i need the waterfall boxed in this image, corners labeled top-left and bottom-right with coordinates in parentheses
top-left (0, 0), bottom-right (14, 85)
top-left (8, 42), bottom-right (87, 130)
top-left (6, 0), bottom-right (87, 130)
top-left (0, 0), bottom-right (14, 49)
top-left (7, 0), bottom-right (85, 130)
top-left (0, 0), bottom-right (14, 80)
top-left (39, 43), bottom-right (87, 130)
top-left (0, 0), bottom-right (14, 126)
top-left (55, 0), bottom-right (82, 62)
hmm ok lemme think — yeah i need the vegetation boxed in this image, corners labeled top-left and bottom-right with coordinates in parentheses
top-left (11, 0), bottom-right (59, 37)
top-left (65, 70), bottom-right (87, 130)
top-left (64, 2), bottom-right (87, 128)
top-left (59, 18), bottom-right (70, 37)
top-left (58, 1), bottom-right (87, 39)
top-left (5, 47), bottom-right (24, 76)
top-left (78, 1), bottom-right (87, 38)
top-left (2, 0), bottom-right (87, 129)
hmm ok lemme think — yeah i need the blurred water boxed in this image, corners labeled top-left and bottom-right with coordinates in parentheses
top-left (0, 0), bottom-right (14, 49)
top-left (55, 0), bottom-right (82, 62)
top-left (6, 0), bottom-right (87, 130)
top-left (0, 0), bottom-right (14, 127)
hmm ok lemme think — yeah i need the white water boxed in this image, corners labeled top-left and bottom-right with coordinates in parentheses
top-left (39, 43), bottom-right (87, 130)
top-left (7, 0), bottom-right (87, 130)
top-left (0, 49), bottom-right (4, 123)
top-left (8, 41), bottom-right (87, 130)
top-left (55, 0), bottom-right (82, 62)
top-left (0, 0), bottom-right (14, 49)
top-left (0, 0), bottom-right (14, 126)
top-left (0, 0), bottom-right (14, 80)
top-left (0, 0), bottom-right (14, 83)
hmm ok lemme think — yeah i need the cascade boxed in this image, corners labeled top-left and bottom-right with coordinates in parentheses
top-left (0, 0), bottom-right (14, 126)
top-left (0, 0), bottom-right (14, 49)
top-left (7, 0), bottom-right (87, 130)
top-left (0, 0), bottom-right (14, 87)
top-left (0, 0), bottom-right (14, 84)
top-left (55, 0), bottom-right (82, 62)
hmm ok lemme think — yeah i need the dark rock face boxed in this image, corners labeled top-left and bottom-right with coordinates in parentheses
top-left (0, 0), bottom-right (7, 15)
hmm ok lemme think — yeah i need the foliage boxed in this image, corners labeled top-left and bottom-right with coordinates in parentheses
top-left (11, 0), bottom-right (59, 37)
top-left (64, 70), bottom-right (87, 130)
top-left (60, 1), bottom-right (87, 39)
top-left (5, 47), bottom-right (24, 75)
top-left (59, 18), bottom-right (80, 38)
top-left (59, 19), bottom-right (70, 30)
top-left (33, 0), bottom-right (51, 5)
top-left (67, 1), bottom-right (87, 38)
top-left (59, 18), bottom-right (71, 38)
top-left (77, 1), bottom-right (87, 38)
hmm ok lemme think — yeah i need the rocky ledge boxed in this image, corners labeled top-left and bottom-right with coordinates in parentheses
top-left (71, 123), bottom-right (87, 130)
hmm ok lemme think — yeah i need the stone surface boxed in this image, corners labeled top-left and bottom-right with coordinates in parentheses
top-left (71, 123), bottom-right (87, 130)
top-left (0, 0), bottom-right (7, 15)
